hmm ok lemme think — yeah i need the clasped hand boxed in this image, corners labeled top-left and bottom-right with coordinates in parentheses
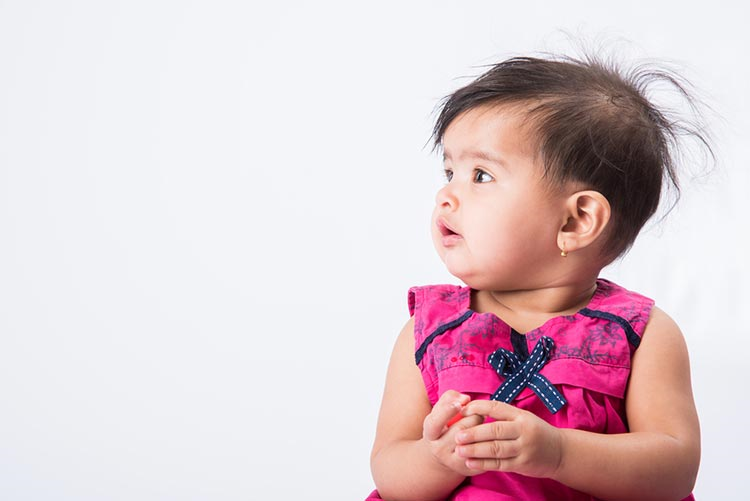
top-left (422, 391), bottom-right (563, 479)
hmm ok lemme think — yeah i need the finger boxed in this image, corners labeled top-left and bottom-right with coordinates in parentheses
top-left (449, 413), bottom-right (485, 430)
top-left (463, 399), bottom-right (519, 420)
top-left (456, 438), bottom-right (521, 462)
top-left (464, 457), bottom-right (509, 472)
top-left (448, 406), bottom-right (483, 427)
top-left (423, 391), bottom-right (470, 440)
top-left (455, 420), bottom-right (520, 445)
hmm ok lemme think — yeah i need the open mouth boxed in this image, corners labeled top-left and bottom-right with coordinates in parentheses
top-left (438, 219), bottom-right (461, 239)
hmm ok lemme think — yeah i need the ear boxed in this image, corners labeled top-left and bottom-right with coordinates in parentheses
top-left (557, 190), bottom-right (611, 255)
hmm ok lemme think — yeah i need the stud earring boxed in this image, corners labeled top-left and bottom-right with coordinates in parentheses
top-left (560, 243), bottom-right (568, 257)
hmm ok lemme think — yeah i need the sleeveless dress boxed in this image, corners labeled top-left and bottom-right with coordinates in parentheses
top-left (365, 279), bottom-right (695, 501)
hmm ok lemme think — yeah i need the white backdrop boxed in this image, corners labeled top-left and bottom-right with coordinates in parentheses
top-left (1, 1), bottom-right (747, 499)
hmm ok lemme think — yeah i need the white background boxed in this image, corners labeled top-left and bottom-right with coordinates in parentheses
top-left (1, 1), bottom-right (747, 499)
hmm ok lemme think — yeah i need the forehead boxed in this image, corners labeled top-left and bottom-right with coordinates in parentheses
top-left (441, 104), bottom-right (538, 162)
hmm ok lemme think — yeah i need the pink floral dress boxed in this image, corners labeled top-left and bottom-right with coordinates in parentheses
top-left (366, 279), bottom-right (694, 501)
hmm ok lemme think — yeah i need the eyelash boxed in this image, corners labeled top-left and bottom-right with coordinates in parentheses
top-left (443, 168), bottom-right (494, 183)
top-left (474, 169), bottom-right (493, 183)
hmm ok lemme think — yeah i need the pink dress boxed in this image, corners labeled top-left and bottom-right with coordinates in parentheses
top-left (366, 279), bottom-right (695, 500)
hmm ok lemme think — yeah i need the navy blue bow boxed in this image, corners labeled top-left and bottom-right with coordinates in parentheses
top-left (488, 336), bottom-right (567, 414)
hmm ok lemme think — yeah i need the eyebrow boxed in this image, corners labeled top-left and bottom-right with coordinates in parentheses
top-left (443, 149), bottom-right (504, 166)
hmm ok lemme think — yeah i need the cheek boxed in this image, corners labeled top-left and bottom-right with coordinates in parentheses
top-left (475, 235), bottom-right (511, 267)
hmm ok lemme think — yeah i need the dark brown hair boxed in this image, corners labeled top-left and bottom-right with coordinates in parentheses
top-left (432, 55), bottom-right (712, 259)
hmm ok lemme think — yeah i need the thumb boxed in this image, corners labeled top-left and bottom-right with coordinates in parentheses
top-left (423, 391), bottom-right (470, 440)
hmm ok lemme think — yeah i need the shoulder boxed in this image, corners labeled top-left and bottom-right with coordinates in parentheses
top-left (638, 306), bottom-right (689, 359)
top-left (591, 279), bottom-right (654, 319)
top-left (581, 279), bottom-right (655, 348)
top-left (629, 305), bottom-right (692, 401)
top-left (408, 284), bottom-right (471, 342)
top-left (408, 284), bottom-right (469, 316)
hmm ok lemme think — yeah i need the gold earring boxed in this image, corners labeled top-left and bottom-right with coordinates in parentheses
top-left (560, 243), bottom-right (568, 257)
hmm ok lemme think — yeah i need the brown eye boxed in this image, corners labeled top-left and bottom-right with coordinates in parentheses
top-left (444, 169), bottom-right (454, 182)
top-left (473, 169), bottom-right (493, 183)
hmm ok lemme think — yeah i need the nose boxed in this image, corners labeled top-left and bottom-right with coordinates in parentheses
top-left (435, 183), bottom-right (458, 211)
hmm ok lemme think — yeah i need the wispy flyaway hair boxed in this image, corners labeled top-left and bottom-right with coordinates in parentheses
top-left (432, 55), bottom-right (712, 258)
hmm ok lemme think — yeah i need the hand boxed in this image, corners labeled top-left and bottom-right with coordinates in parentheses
top-left (454, 400), bottom-right (563, 479)
top-left (421, 390), bottom-right (485, 476)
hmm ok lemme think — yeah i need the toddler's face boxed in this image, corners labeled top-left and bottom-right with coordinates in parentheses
top-left (432, 105), bottom-right (569, 291)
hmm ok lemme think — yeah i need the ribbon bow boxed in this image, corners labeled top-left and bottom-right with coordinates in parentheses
top-left (487, 335), bottom-right (567, 414)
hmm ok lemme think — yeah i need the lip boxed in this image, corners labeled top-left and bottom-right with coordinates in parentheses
top-left (437, 218), bottom-right (463, 246)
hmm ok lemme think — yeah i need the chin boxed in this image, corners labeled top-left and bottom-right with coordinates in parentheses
top-left (441, 257), bottom-right (487, 288)
top-left (451, 271), bottom-right (505, 292)
top-left (444, 265), bottom-right (477, 288)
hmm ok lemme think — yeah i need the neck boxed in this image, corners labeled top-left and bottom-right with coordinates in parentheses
top-left (473, 277), bottom-right (599, 333)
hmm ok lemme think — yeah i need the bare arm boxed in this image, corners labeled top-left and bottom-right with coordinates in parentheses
top-left (456, 306), bottom-right (700, 500)
top-left (370, 318), bottom-right (483, 501)
top-left (552, 306), bottom-right (700, 499)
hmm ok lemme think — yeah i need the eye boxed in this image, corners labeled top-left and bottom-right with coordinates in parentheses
top-left (443, 169), bottom-right (454, 182)
top-left (473, 169), bottom-right (494, 183)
